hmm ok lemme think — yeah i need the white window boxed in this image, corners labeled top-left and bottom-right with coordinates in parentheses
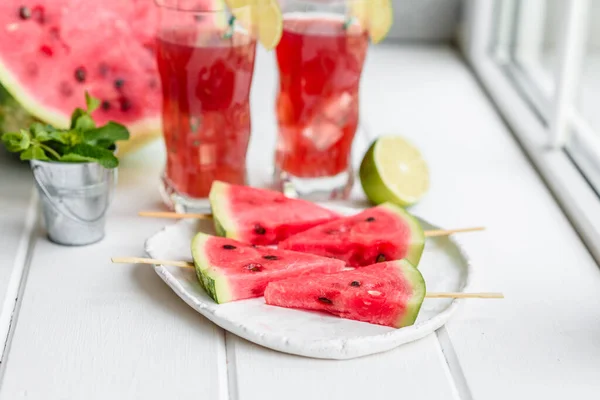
top-left (463, 0), bottom-right (600, 262)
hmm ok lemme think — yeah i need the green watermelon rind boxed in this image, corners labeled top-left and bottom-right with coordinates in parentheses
top-left (392, 260), bottom-right (426, 328)
top-left (209, 181), bottom-right (240, 240)
top-left (0, 60), bottom-right (68, 129)
top-left (191, 232), bottom-right (234, 304)
top-left (379, 202), bottom-right (425, 267)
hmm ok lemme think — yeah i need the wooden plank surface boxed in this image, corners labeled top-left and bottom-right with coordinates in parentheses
top-left (0, 152), bottom-right (228, 399)
top-left (229, 333), bottom-right (459, 400)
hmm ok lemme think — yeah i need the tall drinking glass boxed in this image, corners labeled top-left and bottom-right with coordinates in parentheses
top-left (273, 0), bottom-right (369, 200)
top-left (155, 1), bottom-right (257, 212)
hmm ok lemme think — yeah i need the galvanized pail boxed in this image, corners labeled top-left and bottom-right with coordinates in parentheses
top-left (30, 160), bottom-right (116, 246)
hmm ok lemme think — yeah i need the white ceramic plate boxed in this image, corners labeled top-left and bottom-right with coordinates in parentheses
top-left (144, 205), bottom-right (472, 360)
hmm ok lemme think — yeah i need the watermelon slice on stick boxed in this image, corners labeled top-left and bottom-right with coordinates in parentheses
top-left (279, 202), bottom-right (426, 268)
top-left (111, 256), bottom-right (504, 310)
top-left (264, 260), bottom-right (426, 328)
top-left (190, 233), bottom-right (346, 303)
top-left (207, 181), bottom-right (341, 245)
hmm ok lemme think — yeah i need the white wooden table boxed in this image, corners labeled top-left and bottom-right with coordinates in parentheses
top-left (1, 45), bottom-right (600, 400)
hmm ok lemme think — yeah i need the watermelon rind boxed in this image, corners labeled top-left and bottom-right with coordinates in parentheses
top-left (379, 202), bottom-right (425, 267)
top-left (191, 232), bottom-right (234, 304)
top-left (208, 181), bottom-right (240, 240)
top-left (392, 260), bottom-right (426, 328)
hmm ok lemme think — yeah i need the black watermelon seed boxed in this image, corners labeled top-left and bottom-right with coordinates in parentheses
top-left (365, 217), bottom-right (375, 222)
top-left (350, 281), bottom-right (361, 287)
top-left (318, 297), bottom-right (332, 304)
top-left (376, 254), bottom-right (386, 263)
top-left (18, 6), bottom-right (31, 20)
top-left (101, 100), bottom-right (111, 111)
top-left (254, 224), bottom-right (266, 235)
top-left (325, 229), bottom-right (339, 235)
top-left (114, 78), bottom-right (125, 89)
top-left (120, 98), bottom-right (132, 112)
top-left (244, 263), bottom-right (263, 272)
top-left (262, 255), bottom-right (278, 260)
top-left (74, 67), bottom-right (86, 83)
top-left (222, 244), bottom-right (236, 250)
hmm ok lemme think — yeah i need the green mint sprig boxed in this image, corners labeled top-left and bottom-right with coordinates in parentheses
top-left (1, 92), bottom-right (130, 169)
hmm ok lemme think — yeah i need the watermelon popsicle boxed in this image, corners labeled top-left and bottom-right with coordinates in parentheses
top-left (278, 202), bottom-right (425, 268)
top-left (208, 181), bottom-right (341, 246)
top-left (191, 233), bottom-right (346, 303)
top-left (264, 260), bottom-right (426, 328)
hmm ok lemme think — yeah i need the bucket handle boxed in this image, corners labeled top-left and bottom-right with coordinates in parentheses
top-left (32, 165), bottom-right (115, 224)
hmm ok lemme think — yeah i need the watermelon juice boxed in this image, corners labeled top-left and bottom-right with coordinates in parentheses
top-left (274, 15), bottom-right (368, 199)
top-left (156, 27), bottom-right (256, 206)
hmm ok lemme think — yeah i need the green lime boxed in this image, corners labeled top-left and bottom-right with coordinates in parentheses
top-left (359, 136), bottom-right (429, 207)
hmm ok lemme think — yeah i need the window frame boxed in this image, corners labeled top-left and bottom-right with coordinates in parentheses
top-left (461, 0), bottom-right (600, 264)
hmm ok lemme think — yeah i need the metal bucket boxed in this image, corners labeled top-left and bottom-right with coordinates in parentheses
top-left (30, 160), bottom-right (116, 246)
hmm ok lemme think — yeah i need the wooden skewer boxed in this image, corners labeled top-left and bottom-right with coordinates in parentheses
top-left (137, 211), bottom-right (485, 237)
top-left (424, 292), bottom-right (504, 299)
top-left (138, 211), bottom-right (213, 220)
top-left (111, 257), bottom-right (194, 268)
top-left (423, 226), bottom-right (486, 237)
top-left (111, 257), bottom-right (503, 299)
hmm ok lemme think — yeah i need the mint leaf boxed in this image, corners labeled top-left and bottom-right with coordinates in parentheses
top-left (48, 130), bottom-right (70, 144)
top-left (74, 114), bottom-right (96, 132)
top-left (61, 143), bottom-right (118, 169)
top-left (70, 107), bottom-right (96, 132)
top-left (2, 130), bottom-right (30, 152)
top-left (20, 144), bottom-right (49, 161)
top-left (85, 91), bottom-right (101, 113)
top-left (63, 130), bottom-right (84, 146)
top-left (83, 122), bottom-right (130, 144)
top-left (95, 139), bottom-right (116, 149)
top-left (30, 122), bottom-right (55, 143)
top-left (70, 108), bottom-right (85, 128)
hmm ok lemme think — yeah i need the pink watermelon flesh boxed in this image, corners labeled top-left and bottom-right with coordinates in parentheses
top-left (279, 202), bottom-right (425, 268)
top-left (191, 233), bottom-right (347, 303)
top-left (264, 260), bottom-right (426, 328)
top-left (0, 1), bottom-right (161, 136)
top-left (209, 180), bottom-right (341, 246)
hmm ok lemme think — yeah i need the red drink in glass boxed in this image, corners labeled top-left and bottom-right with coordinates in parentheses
top-left (274, 12), bottom-right (368, 199)
top-left (155, 4), bottom-right (256, 211)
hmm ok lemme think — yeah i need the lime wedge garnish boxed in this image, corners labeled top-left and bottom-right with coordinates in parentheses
top-left (359, 136), bottom-right (429, 207)
top-left (350, 0), bottom-right (393, 44)
top-left (225, 0), bottom-right (283, 50)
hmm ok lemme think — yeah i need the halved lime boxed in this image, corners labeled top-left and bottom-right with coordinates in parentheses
top-left (359, 136), bottom-right (429, 207)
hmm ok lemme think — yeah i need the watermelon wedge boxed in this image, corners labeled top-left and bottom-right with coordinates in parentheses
top-left (209, 181), bottom-right (341, 245)
top-left (191, 232), bottom-right (346, 303)
top-left (279, 202), bottom-right (425, 268)
top-left (0, 0), bottom-right (167, 154)
top-left (264, 260), bottom-right (426, 328)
